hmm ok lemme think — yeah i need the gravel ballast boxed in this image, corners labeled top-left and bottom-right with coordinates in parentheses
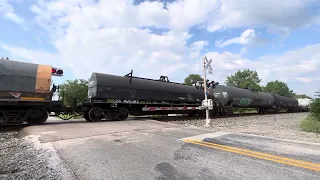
top-left (0, 131), bottom-right (75, 180)
top-left (170, 112), bottom-right (320, 143)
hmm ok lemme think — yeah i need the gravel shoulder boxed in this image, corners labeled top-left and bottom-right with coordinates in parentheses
top-left (169, 112), bottom-right (320, 144)
top-left (0, 131), bottom-right (75, 180)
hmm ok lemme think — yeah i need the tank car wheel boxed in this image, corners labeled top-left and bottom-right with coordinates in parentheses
top-left (118, 107), bottom-right (129, 121)
top-left (26, 108), bottom-right (49, 125)
top-left (83, 113), bottom-right (91, 122)
top-left (88, 107), bottom-right (104, 122)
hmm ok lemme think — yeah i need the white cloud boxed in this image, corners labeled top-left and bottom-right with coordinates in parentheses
top-left (0, 43), bottom-right (59, 66)
top-left (206, 0), bottom-right (320, 34)
top-left (296, 77), bottom-right (313, 83)
top-left (30, 0), bottom-right (320, 36)
top-left (296, 77), bottom-right (320, 83)
top-left (0, 0), bottom-right (26, 27)
top-left (1, 0), bottom-right (319, 98)
top-left (189, 40), bottom-right (209, 58)
top-left (25, 0), bottom-right (222, 80)
top-left (215, 29), bottom-right (266, 48)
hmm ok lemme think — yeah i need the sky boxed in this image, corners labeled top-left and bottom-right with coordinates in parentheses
top-left (0, 0), bottom-right (319, 98)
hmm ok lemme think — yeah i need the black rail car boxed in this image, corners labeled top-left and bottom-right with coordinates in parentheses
top-left (211, 84), bottom-right (299, 114)
top-left (88, 72), bottom-right (210, 103)
top-left (0, 59), bottom-right (302, 125)
top-left (80, 71), bottom-right (211, 122)
top-left (212, 85), bottom-right (273, 106)
top-left (273, 94), bottom-right (299, 112)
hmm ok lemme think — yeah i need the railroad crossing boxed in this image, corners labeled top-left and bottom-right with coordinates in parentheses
top-left (20, 118), bottom-right (320, 180)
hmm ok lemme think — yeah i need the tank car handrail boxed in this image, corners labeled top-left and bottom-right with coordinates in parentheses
top-left (124, 70), bottom-right (133, 83)
top-left (123, 74), bottom-right (194, 86)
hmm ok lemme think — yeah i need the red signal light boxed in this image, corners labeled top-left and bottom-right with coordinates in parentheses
top-left (51, 67), bottom-right (63, 76)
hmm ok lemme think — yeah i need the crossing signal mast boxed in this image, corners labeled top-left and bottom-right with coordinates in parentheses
top-left (203, 56), bottom-right (213, 127)
top-left (51, 67), bottom-right (63, 100)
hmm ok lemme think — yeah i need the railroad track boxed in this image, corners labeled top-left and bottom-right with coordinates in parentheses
top-left (0, 112), bottom-right (306, 131)
top-left (150, 111), bottom-right (303, 122)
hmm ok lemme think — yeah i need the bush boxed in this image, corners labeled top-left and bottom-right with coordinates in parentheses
top-left (300, 115), bottom-right (320, 133)
top-left (310, 99), bottom-right (320, 121)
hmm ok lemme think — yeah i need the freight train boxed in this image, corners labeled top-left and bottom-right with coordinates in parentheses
top-left (0, 59), bottom-right (304, 125)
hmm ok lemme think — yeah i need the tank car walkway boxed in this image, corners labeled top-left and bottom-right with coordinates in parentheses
top-left (20, 118), bottom-right (320, 180)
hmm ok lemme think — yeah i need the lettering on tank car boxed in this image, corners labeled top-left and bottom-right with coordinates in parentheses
top-left (113, 99), bottom-right (139, 104)
top-left (146, 100), bottom-right (159, 104)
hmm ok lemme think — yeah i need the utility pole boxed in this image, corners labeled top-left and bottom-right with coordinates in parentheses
top-left (203, 56), bottom-right (213, 127)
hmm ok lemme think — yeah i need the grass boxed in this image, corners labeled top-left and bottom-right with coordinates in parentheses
top-left (233, 108), bottom-right (257, 114)
top-left (57, 114), bottom-right (83, 120)
top-left (300, 115), bottom-right (320, 133)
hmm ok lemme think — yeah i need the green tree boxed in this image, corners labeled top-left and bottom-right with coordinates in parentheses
top-left (310, 99), bottom-right (320, 121)
top-left (263, 80), bottom-right (295, 97)
top-left (184, 74), bottom-right (203, 86)
top-left (58, 79), bottom-right (89, 107)
top-left (225, 69), bottom-right (262, 91)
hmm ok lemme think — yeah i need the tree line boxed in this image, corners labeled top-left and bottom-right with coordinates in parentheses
top-left (56, 68), bottom-right (315, 107)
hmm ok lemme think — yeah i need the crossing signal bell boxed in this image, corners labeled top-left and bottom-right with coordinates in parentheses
top-left (51, 67), bottom-right (63, 76)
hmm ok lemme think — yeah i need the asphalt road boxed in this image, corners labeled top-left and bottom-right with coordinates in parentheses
top-left (21, 118), bottom-right (320, 180)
